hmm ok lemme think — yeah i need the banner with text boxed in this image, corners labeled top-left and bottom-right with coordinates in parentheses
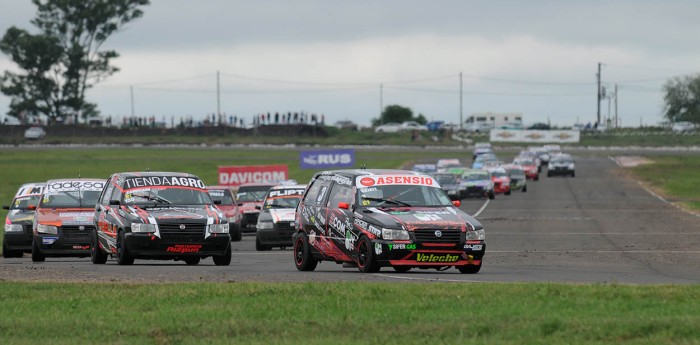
top-left (218, 165), bottom-right (289, 187)
top-left (489, 129), bottom-right (580, 143)
top-left (300, 149), bottom-right (355, 169)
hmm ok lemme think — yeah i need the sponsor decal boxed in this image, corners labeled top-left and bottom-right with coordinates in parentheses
top-left (42, 237), bottom-right (59, 245)
top-left (16, 185), bottom-right (44, 197)
top-left (374, 243), bottom-right (382, 255)
top-left (72, 245), bottom-right (90, 250)
top-left (464, 244), bottom-right (483, 251)
top-left (414, 213), bottom-right (443, 221)
top-left (415, 253), bottom-right (460, 263)
top-left (166, 244), bottom-right (202, 254)
top-left (356, 175), bottom-right (437, 187)
top-left (368, 225), bottom-right (382, 237)
top-left (330, 214), bottom-right (346, 236)
top-left (218, 165), bottom-right (289, 186)
top-left (270, 209), bottom-right (296, 223)
top-left (124, 176), bottom-right (205, 190)
top-left (300, 149), bottom-right (355, 169)
top-left (59, 212), bottom-right (93, 218)
top-left (269, 189), bottom-right (305, 198)
top-left (388, 243), bottom-right (416, 250)
top-left (47, 180), bottom-right (104, 192)
top-left (354, 219), bottom-right (368, 229)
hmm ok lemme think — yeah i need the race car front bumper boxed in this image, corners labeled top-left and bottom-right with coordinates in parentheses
top-left (124, 232), bottom-right (230, 258)
top-left (371, 239), bottom-right (486, 268)
top-left (33, 232), bottom-right (91, 257)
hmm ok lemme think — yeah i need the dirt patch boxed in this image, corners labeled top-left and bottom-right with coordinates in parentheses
top-left (611, 156), bottom-right (654, 168)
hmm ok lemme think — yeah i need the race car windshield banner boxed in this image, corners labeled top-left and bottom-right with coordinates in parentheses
top-left (46, 180), bottom-right (105, 192)
top-left (356, 175), bottom-right (438, 188)
top-left (123, 176), bottom-right (206, 190)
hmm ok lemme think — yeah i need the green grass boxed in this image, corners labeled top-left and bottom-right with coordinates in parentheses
top-left (1, 282), bottom-right (698, 345)
top-left (630, 155), bottom-right (700, 210)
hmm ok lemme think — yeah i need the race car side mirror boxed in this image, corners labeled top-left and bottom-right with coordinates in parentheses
top-left (237, 203), bottom-right (243, 206)
top-left (338, 202), bottom-right (350, 210)
top-left (109, 200), bottom-right (120, 206)
top-left (255, 205), bottom-right (261, 210)
top-left (452, 200), bottom-right (461, 207)
top-left (28, 205), bottom-right (36, 210)
top-left (213, 200), bottom-right (222, 205)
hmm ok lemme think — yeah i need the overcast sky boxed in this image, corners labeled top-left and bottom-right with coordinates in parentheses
top-left (2, 0), bottom-right (700, 127)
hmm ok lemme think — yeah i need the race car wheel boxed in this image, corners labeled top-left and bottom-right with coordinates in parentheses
top-left (31, 238), bottom-right (45, 262)
top-left (293, 232), bottom-right (318, 271)
top-left (393, 266), bottom-right (411, 273)
top-left (184, 257), bottom-right (200, 265)
top-left (255, 237), bottom-right (270, 251)
top-left (505, 189), bottom-right (511, 195)
top-left (522, 185), bottom-right (528, 193)
top-left (91, 230), bottom-right (108, 264)
top-left (488, 191), bottom-right (495, 200)
top-left (116, 230), bottom-right (134, 265)
top-left (535, 175), bottom-right (539, 181)
top-left (3, 241), bottom-right (22, 258)
top-left (458, 263), bottom-right (482, 274)
top-left (213, 243), bottom-right (232, 266)
top-left (356, 236), bottom-right (380, 273)
top-left (231, 224), bottom-right (242, 242)
top-left (571, 172), bottom-right (576, 178)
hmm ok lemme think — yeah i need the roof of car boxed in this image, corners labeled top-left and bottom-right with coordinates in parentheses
top-left (269, 184), bottom-right (307, 190)
top-left (114, 171), bottom-right (198, 178)
top-left (14, 182), bottom-right (46, 197)
top-left (315, 169), bottom-right (427, 178)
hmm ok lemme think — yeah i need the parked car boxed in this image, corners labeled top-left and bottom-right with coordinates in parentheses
top-left (334, 120), bottom-right (358, 131)
top-left (293, 169), bottom-right (485, 273)
top-left (400, 121), bottom-right (428, 131)
top-left (24, 126), bottom-right (46, 139)
top-left (465, 122), bottom-right (493, 133)
top-left (374, 122), bottom-right (402, 133)
top-left (671, 121), bottom-right (696, 133)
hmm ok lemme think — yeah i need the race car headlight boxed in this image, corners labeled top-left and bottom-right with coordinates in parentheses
top-left (210, 223), bottom-right (230, 234)
top-left (4, 223), bottom-right (23, 232)
top-left (37, 224), bottom-right (58, 234)
top-left (382, 228), bottom-right (410, 240)
top-left (256, 221), bottom-right (274, 230)
top-left (466, 229), bottom-right (485, 241)
top-left (568, 164), bottom-right (575, 169)
top-left (131, 223), bottom-right (156, 233)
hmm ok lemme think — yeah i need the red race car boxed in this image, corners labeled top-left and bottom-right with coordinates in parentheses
top-left (487, 167), bottom-right (511, 195)
top-left (513, 157), bottom-right (539, 180)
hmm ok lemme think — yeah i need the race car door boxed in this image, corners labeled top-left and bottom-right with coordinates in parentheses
top-left (325, 182), bottom-right (356, 256)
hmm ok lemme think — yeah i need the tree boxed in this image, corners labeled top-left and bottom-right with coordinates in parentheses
top-left (372, 104), bottom-right (413, 126)
top-left (663, 74), bottom-right (700, 124)
top-left (0, 0), bottom-right (150, 122)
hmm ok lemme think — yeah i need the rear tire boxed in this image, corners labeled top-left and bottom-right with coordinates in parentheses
top-left (91, 230), bottom-right (108, 264)
top-left (116, 230), bottom-right (134, 265)
top-left (571, 171), bottom-right (576, 178)
top-left (213, 243), bottom-right (232, 266)
top-left (184, 257), bottom-right (200, 265)
top-left (31, 238), bottom-right (45, 262)
top-left (231, 224), bottom-right (242, 242)
top-left (505, 189), bottom-right (511, 195)
top-left (522, 185), bottom-right (527, 193)
top-left (488, 191), bottom-right (495, 200)
top-left (458, 263), bottom-right (482, 274)
top-left (293, 232), bottom-right (318, 271)
top-left (356, 236), bottom-right (380, 273)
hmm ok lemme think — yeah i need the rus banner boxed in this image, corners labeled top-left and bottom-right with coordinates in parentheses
top-left (300, 149), bottom-right (355, 169)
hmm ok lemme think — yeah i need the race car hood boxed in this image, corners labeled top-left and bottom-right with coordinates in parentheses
top-left (6, 209), bottom-right (37, 224)
top-left (215, 204), bottom-right (239, 219)
top-left (238, 201), bottom-right (262, 213)
top-left (117, 205), bottom-right (226, 224)
top-left (35, 208), bottom-right (94, 226)
top-left (440, 183), bottom-right (460, 191)
top-left (357, 206), bottom-right (481, 231)
top-left (265, 208), bottom-right (296, 223)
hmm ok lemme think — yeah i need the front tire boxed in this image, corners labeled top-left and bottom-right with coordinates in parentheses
top-left (571, 171), bottom-right (576, 178)
top-left (91, 230), bottom-right (108, 264)
top-left (356, 236), bottom-right (380, 273)
top-left (293, 232), bottom-right (318, 271)
top-left (31, 238), bottom-right (45, 262)
top-left (488, 191), bottom-right (495, 200)
top-left (458, 263), bottom-right (482, 274)
top-left (505, 189), bottom-right (511, 195)
top-left (231, 224), bottom-right (242, 242)
top-left (116, 230), bottom-right (134, 265)
top-left (213, 243), bottom-right (232, 266)
top-left (3, 241), bottom-right (22, 258)
top-left (522, 185), bottom-right (527, 193)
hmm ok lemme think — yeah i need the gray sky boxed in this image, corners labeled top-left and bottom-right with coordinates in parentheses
top-left (2, 0), bottom-right (700, 127)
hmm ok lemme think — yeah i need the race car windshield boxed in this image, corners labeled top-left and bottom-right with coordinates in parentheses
top-left (357, 185), bottom-right (452, 207)
top-left (466, 173), bottom-right (489, 181)
top-left (40, 190), bottom-right (101, 208)
top-left (434, 174), bottom-right (458, 185)
top-left (208, 189), bottom-right (234, 205)
top-left (508, 169), bottom-right (526, 178)
top-left (491, 171), bottom-right (507, 178)
top-left (237, 186), bottom-right (272, 202)
top-left (264, 195), bottom-right (303, 209)
top-left (553, 158), bottom-right (573, 164)
top-left (11, 195), bottom-right (40, 210)
top-left (123, 187), bottom-right (212, 205)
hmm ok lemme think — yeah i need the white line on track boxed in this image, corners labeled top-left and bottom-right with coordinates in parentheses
top-left (473, 198), bottom-right (490, 218)
top-left (488, 250), bottom-right (700, 253)
top-left (487, 232), bottom-right (700, 235)
top-left (375, 273), bottom-right (485, 283)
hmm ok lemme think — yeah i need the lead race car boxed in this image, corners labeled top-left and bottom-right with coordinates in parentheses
top-left (92, 172), bottom-right (231, 265)
top-left (293, 169), bottom-right (485, 273)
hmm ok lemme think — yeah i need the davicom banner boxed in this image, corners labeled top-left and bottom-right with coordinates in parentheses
top-left (218, 165), bottom-right (289, 186)
top-left (300, 149), bottom-right (355, 169)
top-left (489, 130), bottom-right (580, 143)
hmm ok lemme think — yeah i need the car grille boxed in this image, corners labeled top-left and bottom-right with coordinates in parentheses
top-left (242, 213), bottom-right (259, 224)
top-left (61, 225), bottom-right (93, 243)
top-left (158, 222), bottom-right (206, 241)
top-left (413, 229), bottom-right (462, 243)
top-left (23, 224), bottom-right (33, 234)
top-left (466, 186), bottom-right (485, 193)
top-left (273, 222), bottom-right (295, 232)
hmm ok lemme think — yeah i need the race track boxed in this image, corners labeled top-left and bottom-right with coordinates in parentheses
top-left (2, 155), bottom-right (699, 284)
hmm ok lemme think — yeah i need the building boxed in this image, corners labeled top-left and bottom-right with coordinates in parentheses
top-left (465, 112), bottom-right (523, 128)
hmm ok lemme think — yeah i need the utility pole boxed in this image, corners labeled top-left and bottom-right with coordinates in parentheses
top-left (216, 70), bottom-right (221, 118)
top-left (596, 62), bottom-right (602, 125)
top-left (379, 84), bottom-right (383, 124)
top-left (459, 72), bottom-right (463, 130)
top-left (614, 84), bottom-right (618, 128)
top-left (130, 85), bottom-right (135, 117)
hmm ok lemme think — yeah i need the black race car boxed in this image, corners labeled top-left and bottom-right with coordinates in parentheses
top-left (293, 169), bottom-right (485, 274)
top-left (92, 172), bottom-right (231, 265)
top-left (3, 182), bottom-right (45, 258)
top-left (255, 184), bottom-right (306, 250)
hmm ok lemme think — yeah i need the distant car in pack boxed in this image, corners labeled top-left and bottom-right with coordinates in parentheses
top-left (236, 183), bottom-right (275, 230)
top-left (548, 154), bottom-right (576, 177)
top-left (436, 158), bottom-right (462, 173)
top-left (487, 167), bottom-right (511, 195)
top-left (472, 146), bottom-right (494, 161)
top-left (517, 150), bottom-right (542, 172)
top-left (32, 178), bottom-right (106, 262)
top-left (513, 157), bottom-right (539, 180)
top-left (255, 184), bottom-right (307, 251)
top-left (207, 186), bottom-right (243, 241)
top-left (92, 172), bottom-right (231, 266)
top-left (460, 169), bottom-right (495, 199)
top-left (293, 170), bottom-right (485, 274)
top-left (432, 173), bottom-right (462, 200)
top-left (529, 147), bottom-right (551, 165)
top-left (472, 153), bottom-right (497, 169)
top-left (3, 182), bottom-right (45, 258)
top-left (502, 164), bottom-right (528, 193)
top-left (411, 163), bottom-right (437, 174)
top-left (543, 144), bottom-right (562, 156)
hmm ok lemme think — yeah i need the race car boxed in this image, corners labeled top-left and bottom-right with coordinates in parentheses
top-left (207, 186), bottom-right (243, 241)
top-left (236, 183), bottom-right (275, 230)
top-left (487, 167), bottom-right (511, 195)
top-left (548, 154), bottom-right (576, 177)
top-left (502, 164), bottom-right (528, 193)
top-left (513, 157), bottom-right (539, 180)
top-left (293, 169), bottom-right (485, 274)
top-left (3, 182), bottom-right (45, 258)
top-left (255, 184), bottom-right (307, 250)
top-left (431, 173), bottom-right (462, 200)
top-left (32, 178), bottom-right (106, 262)
top-left (92, 172), bottom-right (231, 265)
top-left (460, 169), bottom-right (495, 199)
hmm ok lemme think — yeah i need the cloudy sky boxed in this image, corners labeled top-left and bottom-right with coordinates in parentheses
top-left (1, 0), bottom-right (700, 127)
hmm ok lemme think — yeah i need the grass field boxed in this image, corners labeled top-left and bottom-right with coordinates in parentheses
top-left (1, 282), bottom-right (698, 344)
top-left (630, 155), bottom-right (700, 210)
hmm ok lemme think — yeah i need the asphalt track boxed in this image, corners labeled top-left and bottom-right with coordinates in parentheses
top-left (2, 155), bottom-right (699, 284)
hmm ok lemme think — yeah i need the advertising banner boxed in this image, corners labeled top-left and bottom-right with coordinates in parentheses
top-left (489, 130), bottom-right (580, 143)
top-left (300, 149), bottom-right (355, 169)
top-left (218, 165), bottom-right (289, 186)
